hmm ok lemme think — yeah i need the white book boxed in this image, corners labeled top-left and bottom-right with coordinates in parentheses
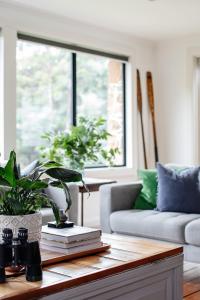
top-left (42, 225), bottom-right (101, 243)
top-left (40, 242), bottom-right (103, 255)
top-left (40, 237), bottom-right (101, 249)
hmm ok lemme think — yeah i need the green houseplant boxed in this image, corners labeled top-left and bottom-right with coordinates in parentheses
top-left (39, 117), bottom-right (120, 171)
top-left (0, 150), bottom-right (83, 240)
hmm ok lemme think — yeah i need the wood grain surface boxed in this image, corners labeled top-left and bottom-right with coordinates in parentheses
top-left (0, 234), bottom-right (183, 300)
top-left (137, 69), bottom-right (148, 169)
top-left (79, 178), bottom-right (116, 193)
top-left (41, 243), bottom-right (110, 266)
top-left (146, 71), bottom-right (159, 163)
top-left (183, 261), bottom-right (200, 299)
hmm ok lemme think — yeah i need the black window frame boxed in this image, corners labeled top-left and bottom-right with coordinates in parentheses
top-left (17, 33), bottom-right (128, 167)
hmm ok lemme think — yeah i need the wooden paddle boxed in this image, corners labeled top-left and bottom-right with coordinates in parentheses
top-left (146, 71), bottom-right (159, 163)
top-left (137, 69), bottom-right (148, 169)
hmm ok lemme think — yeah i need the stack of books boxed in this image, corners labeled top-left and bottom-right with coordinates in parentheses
top-left (40, 225), bottom-right (102, 254)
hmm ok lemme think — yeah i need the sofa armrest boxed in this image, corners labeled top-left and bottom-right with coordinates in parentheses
top-left (100, 182), bottom-right (142, 233)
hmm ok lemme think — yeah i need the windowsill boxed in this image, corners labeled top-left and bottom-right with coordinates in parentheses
top-left (84, 166), bottom-right (137, 180)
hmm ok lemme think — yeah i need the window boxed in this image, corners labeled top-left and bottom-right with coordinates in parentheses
top-left (16, 40), bottom-right (72, 166)
top-left (77, 53), bottom-right (125, 166)
top-left (16, 35), bottom-right (127, 167)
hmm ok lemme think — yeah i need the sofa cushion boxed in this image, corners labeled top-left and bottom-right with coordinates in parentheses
top-left (110, 210), bottom-right (200, 243)
top-left (40, 208), bottom-right (54, 225)
top-left (157, 163), bottom-right (200, 213)
top-left (134, 169), bottom-right (157, 210)
top-left (185, 218), bottom-right (200, 246)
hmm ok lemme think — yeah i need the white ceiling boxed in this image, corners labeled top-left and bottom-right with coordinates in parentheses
top-left (4, 0), bottom-right (200, 41)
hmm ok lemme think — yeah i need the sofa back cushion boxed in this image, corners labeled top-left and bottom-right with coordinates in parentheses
top-left (156, 163), bottom-right (200, 213)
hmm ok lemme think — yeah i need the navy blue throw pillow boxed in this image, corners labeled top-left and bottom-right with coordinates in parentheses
top-left (156, 163), bottom-right (200, 213)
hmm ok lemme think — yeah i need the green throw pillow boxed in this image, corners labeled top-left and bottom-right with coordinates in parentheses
top-left (134, 169), bottom-right (157, 210)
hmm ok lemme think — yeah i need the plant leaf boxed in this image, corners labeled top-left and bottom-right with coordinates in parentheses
top-left (3, 151), bottom-right (17, 187)
top-left (61, 181), bottom-right (72, 211)
top-left (17, 178), bottom-right (48, 190)
top-left (41, 161), bottom-right (63, 168)
top-left (44, 168), bottom-right (82, 182)
top-left (64, 183), bottom-right (72, 210)
top-left (48, 199), bottom-right (60, 224)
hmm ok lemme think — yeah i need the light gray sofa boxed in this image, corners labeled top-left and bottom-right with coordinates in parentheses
top-left (100, 182), bottom-right (200, 263)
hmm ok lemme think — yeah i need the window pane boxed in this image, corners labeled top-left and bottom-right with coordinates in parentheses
top-left (77, 53), bottom-right (125, 166)
top-left (16, 40), bottom-right (72, 166)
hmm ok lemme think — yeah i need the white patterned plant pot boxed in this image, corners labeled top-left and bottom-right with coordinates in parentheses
top-left (0, 212), bottom-right (42, 241)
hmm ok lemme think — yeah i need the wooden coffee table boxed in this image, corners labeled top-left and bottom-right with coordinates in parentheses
top-left (0, 234), bottom-right (183, 300)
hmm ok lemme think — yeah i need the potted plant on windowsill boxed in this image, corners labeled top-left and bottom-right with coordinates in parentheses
top-left (0, 150), bottom-right (83, 241)
top-left (39, 117), bottom-right (120, 173)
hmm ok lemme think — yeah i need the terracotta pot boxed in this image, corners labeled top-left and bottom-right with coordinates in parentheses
top-left (0, 212), bottom-right (42, 241)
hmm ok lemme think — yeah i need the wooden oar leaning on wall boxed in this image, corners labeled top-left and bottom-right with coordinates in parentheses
top-left (137, 69), bottom-right (148, 169)
top-left (146, 71), bottom-right (159, 163)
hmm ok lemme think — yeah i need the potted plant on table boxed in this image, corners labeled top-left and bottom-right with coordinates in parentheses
top-left (0, 150), bottom-right (83, 241)
top-left (39, 117), bottom-right (120, 172)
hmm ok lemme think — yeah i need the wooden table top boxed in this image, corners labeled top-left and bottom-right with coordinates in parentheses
top-left (0, 234), bottom-right (183, 300)
top-left (79, 178), bottom-right (116, 193)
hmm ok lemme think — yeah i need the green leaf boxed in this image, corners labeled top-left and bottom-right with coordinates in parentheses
top-left (41, 161), bottom-right (63, 168)
top-left (0, 178), bottom-right (10, 186)
top-left (17, 178), bottom-right (48, 190)
top-left (61, 181), bottom-right (72, 210)
top-left (48, 199), bottom-right (60, 224)
top-left (44, 167), bottom-right (82, 182)
top-left (0, 167), bottom-right (5, 176)
top-left (3, 151), bottom-right (17, 187)
top-left (49, 180), bottom-right (62, 188)
top-left (0, 168), bottom-right (9, 186)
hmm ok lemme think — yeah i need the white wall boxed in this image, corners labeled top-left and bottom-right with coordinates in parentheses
top-left (0, 1), bottom-right (156, 226)
top-left (155, 35), bottom-right (200, 165)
